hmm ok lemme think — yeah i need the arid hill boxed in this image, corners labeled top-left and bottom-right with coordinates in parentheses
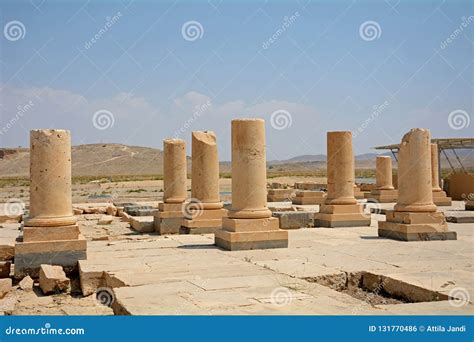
top-left (0, 143), bottom-right (472, 178)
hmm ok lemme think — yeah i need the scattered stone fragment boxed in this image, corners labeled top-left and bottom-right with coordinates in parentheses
top-left (0, 278), bottom-right (12, 298)
top-left (0, 244), bottom-right (14, 261)
top-left (73, 208), bottom-right (84, 215)
top-left (39, 264), bottom-right (70, 294)
top-left (106, 206), bottom-right (117, 216)
top-left (98, 215), bottom-right (113, 225)
top-left (19, 276), bottom-right (34, 291)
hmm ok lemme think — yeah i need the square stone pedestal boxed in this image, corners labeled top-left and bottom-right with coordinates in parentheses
top-left (432, 191), bottom-right (452, 206)
top-left (364, 189), bottom-right (398, 203)
top-left (154, 202), bottom-right (184, 235)
top-left (181, 208), bottom-right (227, 234)
top-left (378, 211), bottom-right (457, 241)
top-left (214, 217), bottom-right (288, 251)
top-left (267, 189), bottom-right (294, 202)
top-left (314, 204), bottom-right (371, 228)
top-left (14, 224), bottom-right (87, 278)
top-left (292, 191), bottom-right (326, 205)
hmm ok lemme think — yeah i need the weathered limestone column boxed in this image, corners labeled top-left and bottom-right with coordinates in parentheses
top-left (228, 119), bottom-right (271, 219)
top-left (182, 131), bottom-right (226, 234)
top-left (154, 139), bottom-right (188, 234)
top-left (26, 130), bottom-right (76, 227)
top-left (215, 119), bottom-right (288, 250)
top-left (325, 132), bottom-right (357, 205)
top-left (365, 156), bottom-right (398, 203)
top-left (15, 129), bottom-right (87, 278)
top-left (431, 143), bottom-right (452, 206)
top-left (314, 131), bottom-right (370, 227)
top-left (163, 139), bottom-right (187, 204)
top-left (379, 129), bottom-right (456, 241)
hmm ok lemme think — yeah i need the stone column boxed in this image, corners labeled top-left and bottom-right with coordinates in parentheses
top-left (228, 119), bottom-right (271, 219)
top-left (325, 131), bottom-right (357, 205)
top-left (431, 144), bottom-right (442, 191)
top-left (26, 129), bottom-right (76, 227)
top-left (394, 129), bottom-right (436, 213)
top-left (15, 129), bottom-right (86, 278)
top-left (215, 118), bottom-right (287, 250)
top-left (431, 143), bottom-right (452, 206)
top-left (182, 131), bottom-right (226, 234)
top-left (155, 139), bottom-right (188, 234)
top-left (163, 139), bottom-right (187, 204)
top-left (315, 131), bottom-right (370, 227)
top-left (379, 129), bottom-right (456, 241)
top-left (191, 131), bottom-right (222, 209)
top-left (376, 156), bottom-right (394, 190)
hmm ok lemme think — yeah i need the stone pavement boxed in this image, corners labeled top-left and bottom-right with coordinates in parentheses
top-left (79, 217), bottom-right (473, 315)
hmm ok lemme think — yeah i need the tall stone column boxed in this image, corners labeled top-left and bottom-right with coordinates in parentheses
top-left (215, 119), bottom-right (288, 250)
top-left (163, 139), bottom-right (187, 204)
top-left (315, 131), bottom-right (370, 227)
top-left (155, 139), bottom-right (188, 234)
top-left (365, 156), bottom-right (398, 203)
top-left (15, 129), bottom-right (86, 278)
top-left (379, 129), bottom-right (456, 241)
top-left (431, 143), bottom-right (452, 206)
top-left (182, 131), bottom-right (226, 234)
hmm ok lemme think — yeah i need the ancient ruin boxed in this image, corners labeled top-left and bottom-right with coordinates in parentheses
top-left (314, 131), bottom-right (371, 227)
top-left (154, 139), bottom-right (187, 234)
top-left (214, 119), bottom-right (288, 250)
top-left (181, 131), bottom-right (226, 234)
top-left (378, 129), bottom-right (457, 241)
top-left (431, 144), bottom-right (452, 206)
top-left (365, 156), bottom-right (398, 203)
top-left (14, 129), bottom-right (87, 278)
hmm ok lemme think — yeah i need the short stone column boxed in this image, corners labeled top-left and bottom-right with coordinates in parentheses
top-left (154, 139), bottom-right (188, 234)
top-left (315, 131), bottom-right (370, 227)
top-left (15, 129), bottom-right (86, 278)
top-left (181, 131), bottom-right (226, 234)
top-left (431, 144), bottom-right (452, 206)
top-left (365, 156), bottom-right (398, 203)
top-left (215, 119), bottom-right (288, 250)
top-left (379, 129), bottom-right (456, 241)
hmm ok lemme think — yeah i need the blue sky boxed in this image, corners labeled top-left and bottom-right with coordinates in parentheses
top-left (0, 0), bottom-right (472, 160)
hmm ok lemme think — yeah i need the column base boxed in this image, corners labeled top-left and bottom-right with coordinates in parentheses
top-left (314, 204), bottom-right (371, 228)
top-left (14, 234), bottom-right (87, 278)
top-left (432, 191), bottom-right (452, 206)
top-left (364, 189), bottom-right (398, 203)
top-left (214, 217), bottom-right (288, 251)
top-left (291, 191), bottom-right (326, 205)
top-left (154, 202), bottom-right (184, 235)
top-left (181, 209), bottom-right (227, 234)
top-left (378, 210), bottom-right (457, 241)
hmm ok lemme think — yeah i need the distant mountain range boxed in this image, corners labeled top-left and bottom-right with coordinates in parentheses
top-left (0, 144), bottom-right (472, 178)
